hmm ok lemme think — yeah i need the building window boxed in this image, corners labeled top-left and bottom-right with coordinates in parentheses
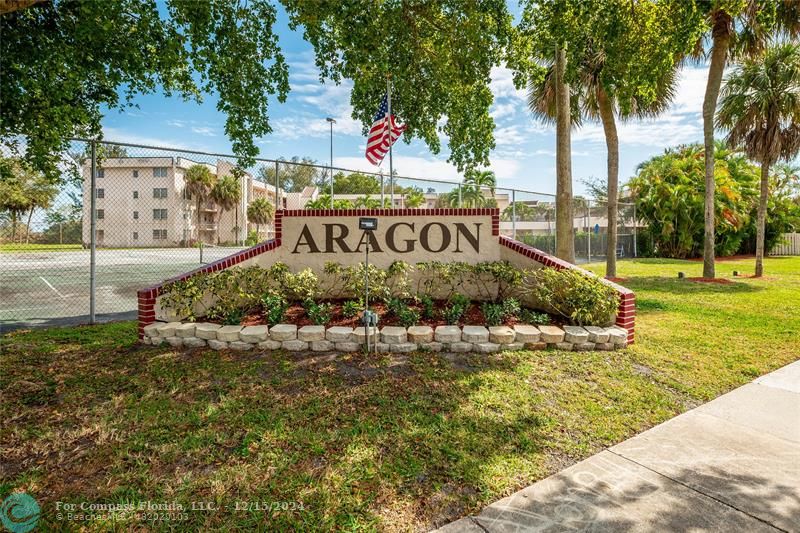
top-left (97, 229), bottom-right (104, 240)
top-left (133, 170), bottom-right (139, 178)
top-left (133, 211), bottom-right (139, 220)
top-left (97, 169), bottom-right (104, 178)
top-left (153, 208), bottom-right (167, 220)
top-left (153, 229), bottom-right (167, 240)
top-left (153, 188), bottom-right (167, 199)
top-left (96, 188), bottom-right (104, 198)
top-left (153, 167), bottom-right (168, 178)
top-left (96, 209), bottom-right (104, 219)
top-left (183, 189), bottom-right (192, 200)
top-left (133, 190), bottom-right (138, 199)
top-left (133, 232), bottom-right (138, 240)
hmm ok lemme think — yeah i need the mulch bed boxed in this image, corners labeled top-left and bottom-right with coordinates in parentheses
top-left (228, 299), bottom-right (547, 328)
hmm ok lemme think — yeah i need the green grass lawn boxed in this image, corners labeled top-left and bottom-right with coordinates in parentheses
top-left (2, 257), bottom-right (798, 531)
top-left (0, 243), bottom-right (84, 253)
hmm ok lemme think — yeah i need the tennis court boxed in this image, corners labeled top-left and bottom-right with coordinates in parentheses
top-left (1, 246), bottom-right (244, 331)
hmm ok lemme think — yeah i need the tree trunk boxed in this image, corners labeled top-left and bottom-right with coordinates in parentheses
top-left (702, 13), bottom-right (732, 278)
top-left (25, 207), bottom-right (34, 244)
top-left (11, 211), bottom-right (18, 243)
top-left (217, 209), bottom-right (223, 245)
top-left (196, 197), bottom-right (202, 244)
top-left (597, 85), bottom-right (619, 278)
top-left (755, 161), bottom-right (770, 277)
top-left (555, 45), bottom-right (575, 263)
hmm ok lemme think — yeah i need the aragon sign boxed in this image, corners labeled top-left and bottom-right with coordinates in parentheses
top-left (267, 209), bottom-right (502, 269)
top-left (291, 221), bottom-right (482, 255)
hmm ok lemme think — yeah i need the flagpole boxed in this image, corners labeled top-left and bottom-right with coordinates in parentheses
top-left (387, 76), bottom-right (394, 208)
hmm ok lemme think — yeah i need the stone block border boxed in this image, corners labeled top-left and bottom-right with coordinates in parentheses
top-left (142, 322), bottom-right (628, 353)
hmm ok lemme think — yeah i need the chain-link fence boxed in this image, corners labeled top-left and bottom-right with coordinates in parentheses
top-left (0, 139), bottom-right (639, 330)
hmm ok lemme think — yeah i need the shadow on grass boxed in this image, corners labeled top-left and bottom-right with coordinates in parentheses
top-left (469, 462), bottom-right (799, 531)
top-left (3, 339), bottom-right (579, 530)
top-left (624, 276), bottom-right (764, 295)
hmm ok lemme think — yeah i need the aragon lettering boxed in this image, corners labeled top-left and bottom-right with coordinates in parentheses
top-left (291, 222), bottom-right (481, 254)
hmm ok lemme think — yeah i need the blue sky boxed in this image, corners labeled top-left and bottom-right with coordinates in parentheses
top-left (101, 4), bottom-right (712, 197)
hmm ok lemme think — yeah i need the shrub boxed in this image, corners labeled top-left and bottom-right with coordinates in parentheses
top-left (419, 294), bottom-right (435, 320)
top-left (261, 293), bottom-right (288, 326)
top-left (304, 300), bottom-right (332, 325)
top-left (441, 293), bottom-right (470, 325)
top-left (284, 268), bottom-right (320, 302)
top-left (524, 268), bottom-right (619, 326)
top-left (245, 230), bottom-right (259, 246)
top-left (222, 308), bottom-right (244, 325)
top-left (397, 307), bottom-right (421, 328)
top-left (481, 302), bottom-right (504, 326)
top-left (386, 297), bottom-right (405, 316)
top-left (341, 300), bottom-right (361, 318)
top-left (519, 308), bottom-right (550, 325)
top-left (501, 298), bottom-right (521, 319)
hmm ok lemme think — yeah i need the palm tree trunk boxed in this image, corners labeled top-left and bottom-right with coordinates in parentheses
top-left (702, 14), bottom-right (733, 278)
top-left (196, 197), bottom-right (202, 244)
top-left (555, 45), bottom-right (575, 263)
top-left (216, 209), bottom-right (223, 245)
top-left (597, 86), bottom-right (619, 278)
top-left (25, 207), bottom-right (34, 244)
top-left (755, 161), bottom-right (770, 277)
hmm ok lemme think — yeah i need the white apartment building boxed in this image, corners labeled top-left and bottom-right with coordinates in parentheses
top-left (82, 157), bottom-right (277, 248)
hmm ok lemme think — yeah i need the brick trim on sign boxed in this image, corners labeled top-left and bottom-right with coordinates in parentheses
top-left (136, 239), bottom-right (280, 339)
top-left (499, 236), bottom-right (635, 343)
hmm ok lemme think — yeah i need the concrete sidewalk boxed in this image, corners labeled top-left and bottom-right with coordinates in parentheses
top-left (436, 360), bottom-right (800, 532)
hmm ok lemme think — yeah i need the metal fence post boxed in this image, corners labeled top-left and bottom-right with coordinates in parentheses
top-left (275, 160), bottom-right (280, 210)
top-left (632, 201), bottom-right (638, 258)
top-left (380, 173), bottom-right (385, 207)
top-left (89, 140), bottom-right (97, 324)
top-left (458, 184), bottom-right (462, 208)
top-left (586, 201), bottom-right (591, 263)
top-left (511, 190), bottom-right (516, 239)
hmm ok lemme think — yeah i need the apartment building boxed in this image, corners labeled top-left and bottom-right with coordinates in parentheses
top-left (82, 157), bottom-right (276, 248)
top-left (284, 186), bottom-right (510, 211)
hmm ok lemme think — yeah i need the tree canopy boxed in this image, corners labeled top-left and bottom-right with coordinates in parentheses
top-left (1, 0), bottom-right (289, 180)
top-left (282, 0), bottom-right (512, 171)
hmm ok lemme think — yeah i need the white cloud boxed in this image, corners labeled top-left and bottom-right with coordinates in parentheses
top-left (490, 66), bottom-right (527, 103)
top-left (191, 126), bottom-right (217, 137)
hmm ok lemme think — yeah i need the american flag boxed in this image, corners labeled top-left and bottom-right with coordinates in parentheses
top-left (365, 93), bottom-right (406, 165)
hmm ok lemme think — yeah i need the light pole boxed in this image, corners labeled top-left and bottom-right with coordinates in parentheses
top-left (326, 117), bottom-right (336, 209)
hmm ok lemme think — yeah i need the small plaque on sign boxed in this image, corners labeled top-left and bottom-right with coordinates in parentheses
top-left (359, 217), bottom-right (378, 231)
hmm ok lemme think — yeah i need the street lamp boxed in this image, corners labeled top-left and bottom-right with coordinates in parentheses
top-left (326, 117), bottom-right (336, 209)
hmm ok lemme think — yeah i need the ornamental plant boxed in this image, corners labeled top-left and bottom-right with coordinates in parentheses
top-left (523, 268), bottom-right (619, 326)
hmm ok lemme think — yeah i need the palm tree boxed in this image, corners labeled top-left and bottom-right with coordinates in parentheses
top-left (529, 43), bottom-right (678, 276)
top-left (697, 1), bottom-right (800, 278)
top-left (247, 197), bottom-right (274, 239)
top-left (554, 45), bottom-right (575, 263)
top-left (184, 165), bottom-right (216, 244)
top-left (717, 43), bottom-right (800, 277)
top-left (210, 174), bottom-right (241, 244)
top-left (404, 188), bottom-right (425, 208)
top-left (464, 169), bottom-right (496, 200)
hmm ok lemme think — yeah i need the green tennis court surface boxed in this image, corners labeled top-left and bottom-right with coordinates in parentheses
top-left (1, 247), bottom-right (245, 330)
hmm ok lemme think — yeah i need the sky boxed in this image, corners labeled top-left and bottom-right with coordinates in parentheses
top-left (100, 3), bottom-right (712, 198)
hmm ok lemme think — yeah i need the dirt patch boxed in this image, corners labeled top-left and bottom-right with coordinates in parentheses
top-left (686, 277), bottom-right (734, 285)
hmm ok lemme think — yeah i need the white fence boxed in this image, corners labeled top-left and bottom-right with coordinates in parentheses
top-left (770, 233), bottom-right (800, 256)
